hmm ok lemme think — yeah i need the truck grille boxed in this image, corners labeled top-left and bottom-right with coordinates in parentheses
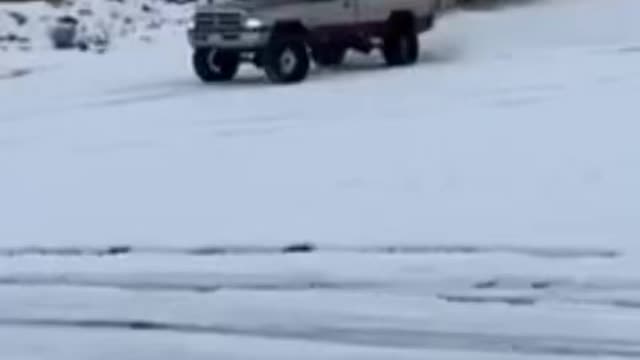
top-left (195, 12), bottom-right (244, 33)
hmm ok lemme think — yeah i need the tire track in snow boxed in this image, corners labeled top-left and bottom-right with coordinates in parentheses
top-left (473, 277), bottom-right (640, 292)
top-left (0, 275), bottom-right (376, 294)
top-left (441, 276), bottom-right (640, 310)
top-left (437, 294), bottom-right (539, 306)
top-left (0, 243), bottom-right (621, 259)
top-left (1, 317), bottom-right (639, 358)
top-left (3, 274), bottom-right (640, 312)
top-left (436, 293), bottom-right (640, 311)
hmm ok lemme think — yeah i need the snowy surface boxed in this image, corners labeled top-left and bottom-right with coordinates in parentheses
top-left (2, 0), bottom-right (640, 358)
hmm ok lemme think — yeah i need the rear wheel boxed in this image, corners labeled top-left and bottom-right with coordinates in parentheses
top-left (192, 48), bottom-right (240, 82)
top-left (382, 22), bottom-right (419, 66)
top-left (263, 36), bottom-right (310, 84)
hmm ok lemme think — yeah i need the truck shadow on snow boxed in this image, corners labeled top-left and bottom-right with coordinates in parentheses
top-left (457, 0), bottom-right (549, 12)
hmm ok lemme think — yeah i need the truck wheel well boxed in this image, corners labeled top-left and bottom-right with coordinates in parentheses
top-left (387, 11), bottom-right (417, 33)
top-left (272, 21), bottom-right (309, 37)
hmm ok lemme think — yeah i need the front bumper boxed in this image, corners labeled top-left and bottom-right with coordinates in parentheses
top-left (188, 28), bottom-right (270, 50)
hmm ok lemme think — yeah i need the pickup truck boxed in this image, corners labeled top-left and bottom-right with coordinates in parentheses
top-left (187, 0), bottom-right (442, 83)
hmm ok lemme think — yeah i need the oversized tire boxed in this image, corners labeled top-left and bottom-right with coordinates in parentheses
top-left (263, 36), bottom-right (310, 84)
top-left (312, 45), bottom-right (347, 67)
top-left (382, 20), bottom-right (419, 66)
top-left (192, 48), bottom-right (240, 83)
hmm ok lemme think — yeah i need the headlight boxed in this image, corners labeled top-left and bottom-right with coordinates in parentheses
top-left (244, 18), bottom-right (264, 30)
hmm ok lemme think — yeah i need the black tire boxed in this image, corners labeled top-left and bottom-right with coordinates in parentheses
top-left (312, 45), bottom-right (347, 67)
top-left (192, 48), bottom-right (240, 83)
top-left (263, 36), bottom-right (310, 84)
top-left (382, 23), bottom-right (419, 66)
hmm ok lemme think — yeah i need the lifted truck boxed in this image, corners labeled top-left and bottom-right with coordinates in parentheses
top-left (187, 0), bottom-right (442, 83)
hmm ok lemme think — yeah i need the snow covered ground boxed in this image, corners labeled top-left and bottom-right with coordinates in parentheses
top-left (1, 0), bottom-right (640, 358)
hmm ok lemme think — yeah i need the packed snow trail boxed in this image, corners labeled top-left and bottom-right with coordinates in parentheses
top-left (2, 0), bottom-right (640, 359)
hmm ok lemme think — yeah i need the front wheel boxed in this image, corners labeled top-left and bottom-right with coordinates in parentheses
top-left (382, 30), bottom-right (419, 66)
top-left (192, 48), bottom-right (240, 83)
top-left (263, 36), bottom-right (310, 84)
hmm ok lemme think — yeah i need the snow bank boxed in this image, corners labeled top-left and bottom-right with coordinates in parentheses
top-left (0, 0), bottom-right (191, 52)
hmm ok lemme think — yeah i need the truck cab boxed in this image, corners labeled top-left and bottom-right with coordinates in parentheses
top-left (188, 0), bottom-right (442, 83)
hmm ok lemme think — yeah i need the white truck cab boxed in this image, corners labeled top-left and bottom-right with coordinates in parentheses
top-left (188, 0), bottom-right (442, 83)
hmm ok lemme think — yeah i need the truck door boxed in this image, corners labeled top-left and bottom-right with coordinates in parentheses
top-left (356, 0), bottom-right (384, 25)
top-left (303, 0), bottom-right (357, 29)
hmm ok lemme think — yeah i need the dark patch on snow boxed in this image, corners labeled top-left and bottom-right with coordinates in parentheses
top-left (0, 68), bottom-right (32, 80)
top-left (282, 242), bottom-right (316, 254)
top-left (0, 33), bottom-right (30, 44)
top-left (474, 279), bottom-right (500, 289)
top-left (437, 294), bottom-right (538, 306)
top-left (359, 245), bottom-right (621, 259)
top-left (187, 246), bottom-right (274, 256)
top-left (0, 245), bottom-right (132, 257)
top-left (187, 243), bottom-right (319, 256)
top-left (7, 11), bottom-right (28, 26)
top-left (0, 318), bottom-right (180, 332)
top-left (474, 279), bottom-right (554, 291)
top-left (564, 298), bottom-right (640, 312)
top-left (104, 245), bottom-right (132, 255)
top-left (530, 280), bottom-right (554, 290)
top-left (472, 276), bottom-right (640, 293)
top-left (618, 46), bottom-right (640, 54)
top-left (610, 300), bottom-right (640, 310)
top-left (186, 247), bottom-right (228, 255)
